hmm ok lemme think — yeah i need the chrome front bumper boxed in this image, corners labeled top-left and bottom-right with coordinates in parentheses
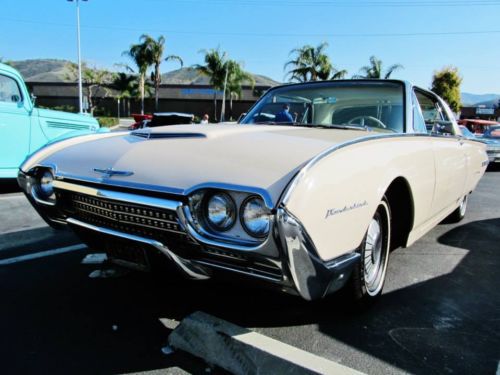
top-left (18, 171), bottom-right (360, 301)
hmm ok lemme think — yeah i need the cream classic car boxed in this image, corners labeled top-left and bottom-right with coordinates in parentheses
top-left (18, 80), bottom-right (488, 305)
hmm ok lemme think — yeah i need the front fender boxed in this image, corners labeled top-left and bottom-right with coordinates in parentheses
top-left (281, 135), bottom-right (434, 262)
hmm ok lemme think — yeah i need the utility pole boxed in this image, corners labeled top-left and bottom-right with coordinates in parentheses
top-left (68, 0), bottom-right (87, 113)
top-left (221, 65), bottom-right (229, 122)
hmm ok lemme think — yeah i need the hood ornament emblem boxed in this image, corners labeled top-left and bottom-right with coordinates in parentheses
top-left (93, 168), bottom-right (134, 178)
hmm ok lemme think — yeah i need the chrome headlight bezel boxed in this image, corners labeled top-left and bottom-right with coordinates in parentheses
top-left (33, 168), bottom-right (56, 203)
top-left (186, 189), bottom-right (272, 244)
top-left (204, 192), bottom-right (237, 232)
top-left (240, 195), bottom-right (271, 238)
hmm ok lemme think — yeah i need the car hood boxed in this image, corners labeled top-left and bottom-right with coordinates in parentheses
top-left (35, 108), bottom-right (99, 128)
top-left (35, 124), bottom-right (370, 205)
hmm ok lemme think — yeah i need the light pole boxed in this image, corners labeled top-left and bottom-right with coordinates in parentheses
top-left (68, 0), bottom-right (87, 113)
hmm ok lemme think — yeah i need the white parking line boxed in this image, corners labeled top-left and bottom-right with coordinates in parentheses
top-left (0, 244), bottom-right (87, 265)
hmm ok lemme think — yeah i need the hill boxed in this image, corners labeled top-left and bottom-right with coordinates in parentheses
top-left (9, 59), bottom-right (73, 82)
top-left (7, 59), bottom-right (280, 86)
top-left (461, 92), bottom-right (500, 107)
top-left (161, 67), bottom-right (279, 86)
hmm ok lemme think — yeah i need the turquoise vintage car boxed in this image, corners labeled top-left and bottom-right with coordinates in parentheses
top-left (0, 62), bottom-right (102, 178)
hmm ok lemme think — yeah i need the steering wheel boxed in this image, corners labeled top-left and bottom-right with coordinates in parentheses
top-left (347, 115), bottom-right (387, 129)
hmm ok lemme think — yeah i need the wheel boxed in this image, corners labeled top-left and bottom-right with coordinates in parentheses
top-left (444, 195), bottom-right (468, 223)
top-left (348, 197), bottom-right (391, 306)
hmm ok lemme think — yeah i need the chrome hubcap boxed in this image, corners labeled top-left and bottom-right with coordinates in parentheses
top-left (459, 196), bottom-right (467, 217)
top-left (364, 218), bottom-right (383, 291)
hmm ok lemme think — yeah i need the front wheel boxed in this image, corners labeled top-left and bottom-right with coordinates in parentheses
top-left (444, 195), bottom-right (468, 223)
top-left (348, 197), bottom-right (391, 306)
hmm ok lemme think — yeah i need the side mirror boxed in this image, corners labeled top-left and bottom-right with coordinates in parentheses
top-left (30, 93), bottom-right (37, 106)
top-left (11, 94), bottom-right (21, 103)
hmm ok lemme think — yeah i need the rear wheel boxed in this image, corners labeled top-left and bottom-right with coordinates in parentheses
top-left (348, 197), bottom-right (391, 306)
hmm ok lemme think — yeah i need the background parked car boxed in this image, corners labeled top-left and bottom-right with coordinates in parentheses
top-left (129, 112), bottom-right (194, 130)
top-left (458, 118), bottom-right (499, 135)
top-left (459, 125), bottom-right (479, 139)
top-left (0, 62), bottom-right (102, 179)
top-left (128, 113), bottom-right (153, 130)
top-left (481, 124), bottom-right (500, 163)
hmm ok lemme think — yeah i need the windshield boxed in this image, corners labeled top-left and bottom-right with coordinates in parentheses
top-left (240, 81), bottom-right (405, 133)
top-left (484, 125), bottom-right (500, 138)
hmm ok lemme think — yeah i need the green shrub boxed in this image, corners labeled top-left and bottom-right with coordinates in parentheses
top-left (96, 117), bottom-right (119, 127)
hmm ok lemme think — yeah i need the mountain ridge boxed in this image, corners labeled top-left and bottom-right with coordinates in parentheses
top-left (7, 59), bottom-right (280, 86)
top-left (5, 59), bottom-right (498, 103)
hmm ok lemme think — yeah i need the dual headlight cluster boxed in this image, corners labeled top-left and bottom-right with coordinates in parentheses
top-left (190, 191), bottom-right (271, 239)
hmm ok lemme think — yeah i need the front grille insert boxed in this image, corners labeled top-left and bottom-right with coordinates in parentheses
top-left (56, 189), bottom-right (284, 280)
top-left (58, 191), bottom-right (185, 237)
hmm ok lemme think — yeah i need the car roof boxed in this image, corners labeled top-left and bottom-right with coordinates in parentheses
top-left (269, 79), bottom-right (411, 90)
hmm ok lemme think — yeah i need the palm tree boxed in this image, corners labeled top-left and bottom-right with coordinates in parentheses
top-left (122, 40), bottom-right (151, 114)
top-left (194, 48), bottom-right (228, 121)
top-left (226, 60), bottom-right (255, 120)
top-left (140, 34), bottom-right (183, 111)
top-left (111, 72), bottom-right (136, 117)
top-left (284, 42), bottom-right (347, 82)
top-left (354, 56), bottom-right (403, 79)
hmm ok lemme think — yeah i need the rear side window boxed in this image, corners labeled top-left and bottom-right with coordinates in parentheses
top-left (0, 74), bottom-right (22, 103)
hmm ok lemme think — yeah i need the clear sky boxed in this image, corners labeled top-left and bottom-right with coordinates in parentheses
top-left (1, 0), bottom-right (499, 93)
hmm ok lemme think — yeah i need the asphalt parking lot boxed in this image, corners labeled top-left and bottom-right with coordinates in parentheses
top-left (0, 167), bottom-right (499, 375)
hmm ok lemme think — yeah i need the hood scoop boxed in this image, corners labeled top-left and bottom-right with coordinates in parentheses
top-left (131, 131), bottom-right (206, 139)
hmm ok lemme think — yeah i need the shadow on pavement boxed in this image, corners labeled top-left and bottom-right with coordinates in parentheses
top-left (1, 219), bottom-right (499, 374)
top-left (315, 218), bottom-right (500, 374)
top-left (0, 179), bottom-right (21, 194)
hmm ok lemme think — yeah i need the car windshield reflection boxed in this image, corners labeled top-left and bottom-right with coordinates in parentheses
top-left (240, 81), bottom-right (405, 133)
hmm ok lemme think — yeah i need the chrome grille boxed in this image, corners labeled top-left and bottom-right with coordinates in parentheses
top-left (61, 192), bottom-right (184, 235)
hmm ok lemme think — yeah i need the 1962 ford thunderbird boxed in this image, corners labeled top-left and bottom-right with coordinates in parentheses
top-left (18, 80), bottom-right (488, 305)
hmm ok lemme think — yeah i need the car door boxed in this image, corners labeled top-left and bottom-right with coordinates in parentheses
top-left (0, 73), bottom-right (31, 175)
top-left (414, 89), bottom-right (467, 218)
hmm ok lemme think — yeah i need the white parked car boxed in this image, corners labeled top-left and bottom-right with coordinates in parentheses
top-left (18, 80), bottom-right (488, 305)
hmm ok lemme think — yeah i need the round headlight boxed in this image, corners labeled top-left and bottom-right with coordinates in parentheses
top-left (241, 196), bottom-right (270, 237)
top-left (39, 170), bottom-right (55, 199)
top-left (206, 193), bottom-right (236, 231)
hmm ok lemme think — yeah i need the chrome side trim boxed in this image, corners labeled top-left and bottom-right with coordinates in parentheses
top-left (66, 217), bottom-right (211, 280)
top-left (276, 206), bottom-right (360, 300)
top-left (53, 180), bottom-right (182, 212)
